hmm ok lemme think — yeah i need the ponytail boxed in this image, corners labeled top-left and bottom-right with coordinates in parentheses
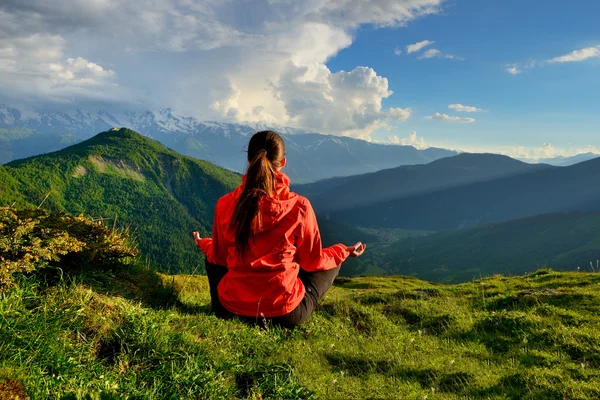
top-left (231, 131), bottom-right (285, 254)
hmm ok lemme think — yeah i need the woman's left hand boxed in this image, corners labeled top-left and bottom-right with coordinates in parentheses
top-left (192, 231), bottom-right (202, 243)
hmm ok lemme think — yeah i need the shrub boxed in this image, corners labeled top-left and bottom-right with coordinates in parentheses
top-left (0, 207), bottom-right (137, 289)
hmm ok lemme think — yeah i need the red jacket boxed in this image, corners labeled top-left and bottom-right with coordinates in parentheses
top-left (197, 171), bottom-right (349, 317)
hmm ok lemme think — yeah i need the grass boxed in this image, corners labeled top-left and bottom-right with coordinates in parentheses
top-left (2, 266), bottom-right (600, 399)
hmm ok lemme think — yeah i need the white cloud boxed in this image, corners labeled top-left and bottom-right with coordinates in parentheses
top-left (547, 46), bottom-right (600, 63)
top-left (0, 0), bottom-right (445, 136)
top-left (507, 46), bottom-right (599, 76)
top-left (394, 47), bottom-right (402, 55)
top-left (448, 104), bottom-right (483, 113)
top-left (388, 107), bottom-right (412, 121)
top-left (265, 63), bottom-right (411, 138)
top-left (505, 64), bottom-right (522, 75)
top-left (314, 0), bottom-right (443, 28)
top-left (418, 48), bottom-right (463, 60)
top-left (419, 48), bottom-right (440, 58)
top-left (387, 131), bottom-right (428, 149)
top-left (406, 40), bottom-right (434, 54)
top-left (0, 34), bottom-right (126, 106)
top-left (425, 112), bottom-right (475, 123)
top-left (49, 57), bottom-right (115, 83)
top-left (498, 143), bottom-right (600, 162)
top-left (452, 142), bottom-right (600, 163)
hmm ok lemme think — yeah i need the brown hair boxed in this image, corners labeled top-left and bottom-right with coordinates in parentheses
top-left (231, 130), bottom-right (285, 253)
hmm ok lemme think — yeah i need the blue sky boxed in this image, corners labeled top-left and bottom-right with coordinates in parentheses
top-left (327, 0), bottom-right (600, 155)
top-left (0, 0), bottom-right (598, 159)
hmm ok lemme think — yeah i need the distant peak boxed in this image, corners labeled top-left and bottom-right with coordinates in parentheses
top-left (99, 127), bottom-right (140, 138)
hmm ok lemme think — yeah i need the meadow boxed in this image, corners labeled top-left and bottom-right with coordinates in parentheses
top-left (2, 261), bottom-right (600, 398)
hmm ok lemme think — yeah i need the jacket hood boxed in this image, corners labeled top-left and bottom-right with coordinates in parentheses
top-left (234, 171), bottom-right (299, 234)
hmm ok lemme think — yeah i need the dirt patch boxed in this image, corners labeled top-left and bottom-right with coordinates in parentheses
top-left (89, 155), bottom-right (145, 181)
top-left (72, 165), bottom-right (87, 178)
top-left (0, 379), bottom-right (30, 400)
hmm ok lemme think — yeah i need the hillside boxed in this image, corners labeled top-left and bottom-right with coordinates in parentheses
top-left (0, 105), bottom-right (458, 183)
top-left (325, 156), bottom-right (600, 230)
top-left (0, 128), bottom-right (240, 273)
top-left (3, 265), bottom-right (600, 398)
top-left (377, 211), bottom-right (600, 283)
top-left (3, 207), bottom-right (600, 399)
top-left (297, 153), bottom-right (552, 213)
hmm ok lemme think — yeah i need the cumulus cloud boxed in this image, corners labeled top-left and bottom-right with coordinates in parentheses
top-left (547, 46), bottom-right (600, 63)
top-left (387, 131), bottom-right (427, 149)
top-left (388, 107), bottom-right (412, 121)
top-left (0, 0), bottom-right (445, 136)
top-left (448, 104), bottom-right (483, 113)
top-left (394, 47), bottom-right (402, 55)
top-left (425, 112), bottom-right (475, 123)
top-left (406, 40), bottom-right (434, 54)
top-left (265, 63), bottom-right (411, 138)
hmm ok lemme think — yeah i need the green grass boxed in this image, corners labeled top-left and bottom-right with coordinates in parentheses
top-left (2, 266), bottom-right (600, 399)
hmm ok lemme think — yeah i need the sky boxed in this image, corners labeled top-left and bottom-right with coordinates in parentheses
top-left (0, 0), bottom-right (598, 160)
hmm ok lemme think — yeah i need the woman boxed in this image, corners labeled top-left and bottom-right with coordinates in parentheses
top-left (193, 130), bottom-right (366, 328)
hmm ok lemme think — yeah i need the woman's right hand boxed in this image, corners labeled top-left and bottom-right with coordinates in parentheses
top-left (347, 242), bottom-right (366, 258)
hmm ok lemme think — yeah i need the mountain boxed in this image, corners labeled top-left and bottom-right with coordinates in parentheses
top-left (324, 155), bottom-right (600, 230)
top-left (538, 152), bottom-right (600, 167)
top-left (378, 211), bottom-right (600, 283)
top-left (296, 153), bottom-right (553, 213)
top-left (0, 128), bottom-right (241, 273)
top-left (0, 105), bottom-right (458, 182)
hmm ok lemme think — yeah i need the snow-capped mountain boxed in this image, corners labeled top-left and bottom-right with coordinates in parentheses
top-left (0, 105), bottom-right (457, 182)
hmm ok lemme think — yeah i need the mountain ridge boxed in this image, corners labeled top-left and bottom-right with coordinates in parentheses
top-left (298, 152), bottom-right (554, 213)
top-left (0, 104), bottom-right (458, 182)
top-left (324, 154), bottom-right (600, 230)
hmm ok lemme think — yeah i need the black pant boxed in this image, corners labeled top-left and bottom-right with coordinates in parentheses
top-left (205, 261), bottom-right (341, 328)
